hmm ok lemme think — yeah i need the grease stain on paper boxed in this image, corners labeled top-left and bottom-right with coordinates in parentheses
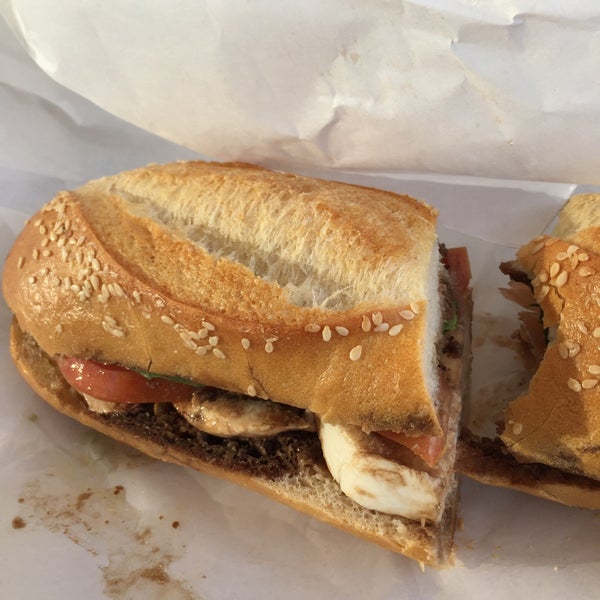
top-left (16, 476), bottom-right (196, 600)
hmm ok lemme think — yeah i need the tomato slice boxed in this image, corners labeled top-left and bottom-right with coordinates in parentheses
top-left (56, 357), bottom-right (196, 404)
top-left (444, 246), bottom-right (471, 295)
top-left (378, 430), bottom-right (446, 467)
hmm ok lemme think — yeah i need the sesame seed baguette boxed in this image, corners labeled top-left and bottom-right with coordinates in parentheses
top-left (8, 319), bottom-right (459, 567)
top-left (459, 194), bottom-right (600, 504)
top-left (2, 161), bottom-right (446, 436)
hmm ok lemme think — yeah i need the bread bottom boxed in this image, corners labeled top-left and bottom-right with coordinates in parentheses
top-left (457, 429), bottom-right (600, 509)
top-left (9, 319), bottom-right (459, 567)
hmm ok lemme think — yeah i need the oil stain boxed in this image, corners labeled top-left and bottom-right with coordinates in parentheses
top-left (18, 477), bottom-right (196, 599)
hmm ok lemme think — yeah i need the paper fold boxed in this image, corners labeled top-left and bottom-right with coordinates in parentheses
top-left (3, 1), bottom-right (600, 184)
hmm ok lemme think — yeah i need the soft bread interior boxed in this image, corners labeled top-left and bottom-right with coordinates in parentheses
top-left (90, 162), bottom-right (438, 310)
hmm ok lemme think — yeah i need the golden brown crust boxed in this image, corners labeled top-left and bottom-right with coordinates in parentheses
top-left (2, 161), bottom-right (443, 435)
top-left (499, 236), bottom-right (600, 481)
top-left (9, 318), bottom-right (457, 567)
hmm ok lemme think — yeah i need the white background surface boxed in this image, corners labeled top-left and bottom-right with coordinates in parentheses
top-left (3, 1), bottom-right (600, 184)
top-left (0, 11), bottom-right (599, 600)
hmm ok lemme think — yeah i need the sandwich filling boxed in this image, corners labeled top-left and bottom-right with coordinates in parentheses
top-left (53, 246), bottom-right (471, 525)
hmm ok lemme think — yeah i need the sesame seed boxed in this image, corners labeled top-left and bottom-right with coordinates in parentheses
top-left (335, 326), bottom-right (349, 336)
top-left (556, 251), bottom-right (569, 261)
top-left (182, 337), bottom-right (198, 351)
top-left (51, 277), bottom-right (61, 287)
top-left (566, 245), bottom-right (579, 256)
top-left (32, 249), bottom-right (39, 260)
top-left (42, 249), bottom-right (52, 258)
top-left (578, 253), bottom-right (590, 262)
top-left (76, 235), bottom-right (86, 247)
top-left (555, 271), bottom-right (568, 288)
top-left (549, 262), bottom-right (560, 278)
top-left (564, 340), bottom-right (581, 357)
top-left (202, 320), bottom-right (215, 331)
top-left (141, 310), bottom-right (151, 318)
top-left (91, 258), bottom-right (101, 271)
top-left (17, 256), bottom-right (24, 269)
top-left (111, 328), bottom-right (125, 338)
top-left (196, 328), bottom-right (209, 339)
top-left (28, 276), bottom-right (36, 284)
top-left (55, 324), bottom-right (63, 334)
top-left (578, 266), bottom-right (595, 277)
top-left (33, 219), bottom-right (42, 227)
top-left (374, 323), bottom-right (390, 332)
top-left (537, 271), bottom-right (548, 283)
top-left (111, 282), bottom-right (126, 298)
top-left (266, 337), bottom-right (278, 343)
top-left (212, 348), bottom-right (226, 359)
top-left (57, 237), bottom-right (66, 247)
top-left (155, 298), bottom-right (166, 308)
top-left (322, 326), bottom-right (332, 342)
top-left (39, 225), bottom-right (47, 235)
top-left (265, 341), bottom-right (274, 353)
top-left (544, 238), bottom-right (558, 246)
top-left (578, 323), bottom-right (589, 335)
top-left (241, 338), bottom-right (251, 350)
top-left (349, 345), bottom-right (362, 361)
top-left (399, 310), bottom-right (415, 320)
top-left (161, 315), bottom-right (175, 325)
top-left (512, 422), bottom-right (523, 435)
top-left (558, 343), bottom-right (569, 359)
top-left (90, 274), bottom-right (100, 291)
top-left (582, 379), bottom-right (599, 389)
top-left (594, 328), bottom-right (600, 339)
top-left (589, 365), bottom-right (600, 375)
top-left (132, 290), bottom-right (142, 303)
top-left (530, 241), bottom-right (544, 254)
top-left (567, 378), bottom-right (582, 392)
top-left (537, 285), bottom-right (550, 301)
top-left (410, 302), bottom-right (421, 315)
top-left (103, 315), bottom-right (117, 326)
top-left (78, 291), bottom-right (89, 302)
top-left (247, 385), bottom-right (257, 397)
top-left (389, 324), bottom-right (404, 336)
top-left (372, 312), bottom-right (383, 326)
top-left (209, 336), bottom-right (219, 346)
top-left (41, 238), bottom-right (49, 247)
top-left (70, 284), bottom-right (82, 294)
top-left (304, 323), bottom-right (321, 333)
top-left (361, 315), bottom-right (372, 332)
top-left (195, 346), bottom-right (208, 356)
top-left (75, 250), bottom-right (82, 264)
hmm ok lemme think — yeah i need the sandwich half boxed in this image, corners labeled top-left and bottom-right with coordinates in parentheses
top-left (2, 161), bottom-right (472, 566)
top-left (458, 194), bottom-right (600, 509)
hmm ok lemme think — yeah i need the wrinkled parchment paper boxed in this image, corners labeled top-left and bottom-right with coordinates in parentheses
top-left (3, 1), bottom-right (600, 184)
top-left (1, 13), bottom-right (599, 600)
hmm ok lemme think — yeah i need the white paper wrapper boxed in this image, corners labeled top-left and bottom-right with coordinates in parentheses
top-left (3, 1), bottom-right (600, 184)
top-left (1, 14), bottom-right (600, 600)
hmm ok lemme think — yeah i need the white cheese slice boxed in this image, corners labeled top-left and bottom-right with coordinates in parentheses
top-left (319, 421), bottom-right (444, 522)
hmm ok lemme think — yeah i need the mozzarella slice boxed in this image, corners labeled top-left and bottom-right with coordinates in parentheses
top-left (319, 421), bottom-right (445, 522)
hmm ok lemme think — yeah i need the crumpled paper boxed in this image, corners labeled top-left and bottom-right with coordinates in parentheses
top-left (1, 11), bottom-right (600, 600)
top-left (3, 1), bottom-right (600, 184)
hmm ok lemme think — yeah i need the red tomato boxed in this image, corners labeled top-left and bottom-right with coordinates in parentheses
top-left (378, 430), bottom-right (446, 467)
top-left (444, 246), bottom-right (471, 295)
top-left (56, 357), bottom-right (196, 404)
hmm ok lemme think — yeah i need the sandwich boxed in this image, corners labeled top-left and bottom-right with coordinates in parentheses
top-left (2, 161), bottom-right (472, 566)
top-left (458, 194), bottom-right (600, 509)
